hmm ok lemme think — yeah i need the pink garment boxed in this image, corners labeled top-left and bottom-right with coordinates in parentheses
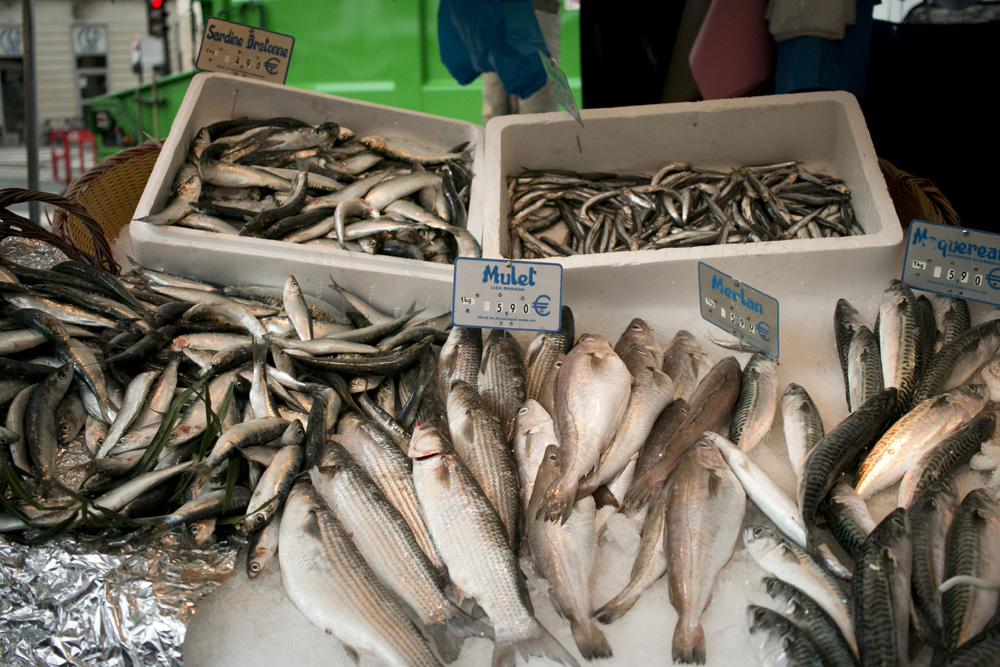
top-left (689, 0), bottom-right (774, 100)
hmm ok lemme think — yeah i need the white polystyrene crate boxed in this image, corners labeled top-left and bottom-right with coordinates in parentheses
top-left (482, 92), bottom-right (904, 364)
top-left (131, 72), bottom-right (485, 316)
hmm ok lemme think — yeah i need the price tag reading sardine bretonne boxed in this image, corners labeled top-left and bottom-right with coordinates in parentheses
top-left (902, 220), bottom-right (1000, 306)
top-left (452, 258), bottom-right (563, 332)
top-left (196, 18), bottom-right (294, 84)
top-left (698, 262), bottom-right (779, 359)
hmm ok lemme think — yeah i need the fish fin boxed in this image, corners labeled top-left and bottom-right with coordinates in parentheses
top-left (672, 618), bottom-right (706, 664)
top-left (570, 618), bottom-right (613, 660)
top-left (426, 607), bottom-right (494, 664)
top-left (342, 645), bottom-right (361, 665)
top-left (592, 484), bottom-right (619, 510)
top-left (536, 477), bottom-right (576, 524)
top-left (493, 622), bottom-right (580, 667)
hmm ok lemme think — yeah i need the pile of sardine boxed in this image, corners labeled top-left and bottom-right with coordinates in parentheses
top-left (506, 161), bottom-right (862, 258)
top-left (137, 116), bottom-right (480, 262)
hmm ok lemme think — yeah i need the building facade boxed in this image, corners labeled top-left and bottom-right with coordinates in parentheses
top-left (0, 0), bottom-right (188, 144)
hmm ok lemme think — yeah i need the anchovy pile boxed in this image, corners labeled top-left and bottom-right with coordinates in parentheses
top-left (138, 116), bottom-right (479, 262)
top-left (506, 161), bottom-right (862, 258)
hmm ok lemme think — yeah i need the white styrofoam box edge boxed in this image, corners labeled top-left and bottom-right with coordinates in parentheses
top-left (480, 90), bottom-right (901, 267)
top-left (131, 72), bottom-right (484, 312)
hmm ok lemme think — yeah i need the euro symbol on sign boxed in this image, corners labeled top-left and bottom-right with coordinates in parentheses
top-left (264, 57), bottom-right (280, 75)
top-left (532, 295), bottom-right (551, 317)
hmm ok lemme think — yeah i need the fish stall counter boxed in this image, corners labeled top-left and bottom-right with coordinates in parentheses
top-left (184, 250), bottom-right (1000, 667)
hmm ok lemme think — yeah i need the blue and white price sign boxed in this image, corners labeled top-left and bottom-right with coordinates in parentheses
top-left (452, 258), bottom-right (563, 332)
top-left (698, 262), bottom-right (779, 359)
top-left (902, 221), bottom-right (1000, 306)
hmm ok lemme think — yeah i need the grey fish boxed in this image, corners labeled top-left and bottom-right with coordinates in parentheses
top-left (744, 524), bottom-right (856, 653)
top-left (908, 477), bottom-right (960, 649)
top-left (535, 353), bottom-right (564, 417)
top-left (942, 488), bottom-right (1000, 651)
top-left (834, 298), bottom-right (865, 409)
top-left (660, 330), bottom-right (712, 402)
top-left (279, 481), bottom-right (443, 667)
top-left (729, 352), bottom-right (779, 453)
top-left (622, 356), bottom-right (742, 514)
top-left (897, 412), bottom-right (995, 509)
top-left (781, 383), bottom-right (825, 490)
top-left (478, 329), bottom-right (527, 444)
top-left (819, 481), bottom-right (875, 561)
top-left (852, 508), bottom-right (912, 667)
top-left (135, 162), bottom-right (202, 225)
top-left (24, 363), bottom-right (74, 488)
top-left (664, 441), bottom-right (746, 665)
top-left (438, 326), bottom-right (482, 393)
top-left (409, 424), bottom-right (579, 667)
top-left (594, 482), bottom-right (669, 624)
top-left (240, 443), bottom-right (302, 533)
top-left (537, 333), bottom-right (632, 524)
top-left (797, 388), bottom-right (898, 533)
top-left (935, 295), bottom-right (971, 350)
top-left (246, 509), bottom-right (280, 578)
top-left (613, 318), bottom-right (663, 372)
top-left (855, 384), bottom-right (987, 500)
top-left (877, 279), bottom-right (925, 409)
top-left (511, 399), bottom-right (558, 513)
top-left (761, 577), bottom-right (859, 667)
top-left (524, 306), bottom-right (574, 403)
top-left (747, 605), bottom-right (829, 667)
top-left (310, 443), bottom-right (489, 663)
top-left (526, 444), bottom-right (612, 660)
top-left (912, 319), bottom-right (1000, 407)
top-left (446, 379), bottom-right (521, 550)
top-left (335, 413), bottom-right (441, 570)
top-left (282, 274), bottom-right (312, 341)
top-left (847, 325), bottom-right (883, 413)
top-left (582, 344), bottom-right (674, 494)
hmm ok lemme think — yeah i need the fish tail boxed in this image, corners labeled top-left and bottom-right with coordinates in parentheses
top-left (619, 481), bottom-right (653, 516)
top-left (426, 608), bottom-right (494, 664)
top-left (591, 484), bottom-right (619, 510)
top-left (593, 583), bottom-right (641, 625)
top-left (570, 618), bottom-right (613, 660)
top-left (672, 618), bottom-right (706, 665)
top-left (536, 476), bottom-right (576, 524)
top-left (492, 622), bottom-right (580, 667)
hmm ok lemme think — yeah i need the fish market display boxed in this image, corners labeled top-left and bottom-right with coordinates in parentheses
top-left (505, 161), bottom-right (862, 258)
top-left (6, 248), bottom-right (1000, 667)
top-left (137, 117), bottom-right (479, 263)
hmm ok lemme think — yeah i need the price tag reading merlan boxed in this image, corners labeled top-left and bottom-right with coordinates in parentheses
top-left (452, 258), bottom-right (563, 332)
top-left (196, 18), bottom-right (294, 84)
top-left (698, 262), bottom-right (779, 359)
top-left (539, 51), bottom-right (583, 128)
top-left (902, 220), bottom-right (1000, 306)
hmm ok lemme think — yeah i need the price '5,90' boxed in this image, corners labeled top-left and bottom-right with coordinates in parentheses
top-left (493, 302), bottom-right (530, 315)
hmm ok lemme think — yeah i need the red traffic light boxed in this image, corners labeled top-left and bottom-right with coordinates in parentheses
top-left (150, 0), bottom-right (163, 7)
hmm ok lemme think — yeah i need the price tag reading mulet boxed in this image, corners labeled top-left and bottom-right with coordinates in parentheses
top-left (698, 262), bottom-right (779, 359)
top-left (452, 258), bottom-right (563, 332)
top-left (902, 221), bottom-right (1000, 306)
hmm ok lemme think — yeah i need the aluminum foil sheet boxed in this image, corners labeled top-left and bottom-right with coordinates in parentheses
top-left (0, 530), bottom-right (241, 667)
top-left (0, 237), bottom-right (70, 270)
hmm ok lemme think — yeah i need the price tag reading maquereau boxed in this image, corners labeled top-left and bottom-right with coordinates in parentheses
top-left (902, 220), bottom-right (1000, 306)
top-left (196, 18), bottom-right (294, 84)
top-left (452, 258), bottom-right (563, 332)
top-left (698, 262), bottom-right (779, 358)
top-left (539, 51), bottom-right (583, 128)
